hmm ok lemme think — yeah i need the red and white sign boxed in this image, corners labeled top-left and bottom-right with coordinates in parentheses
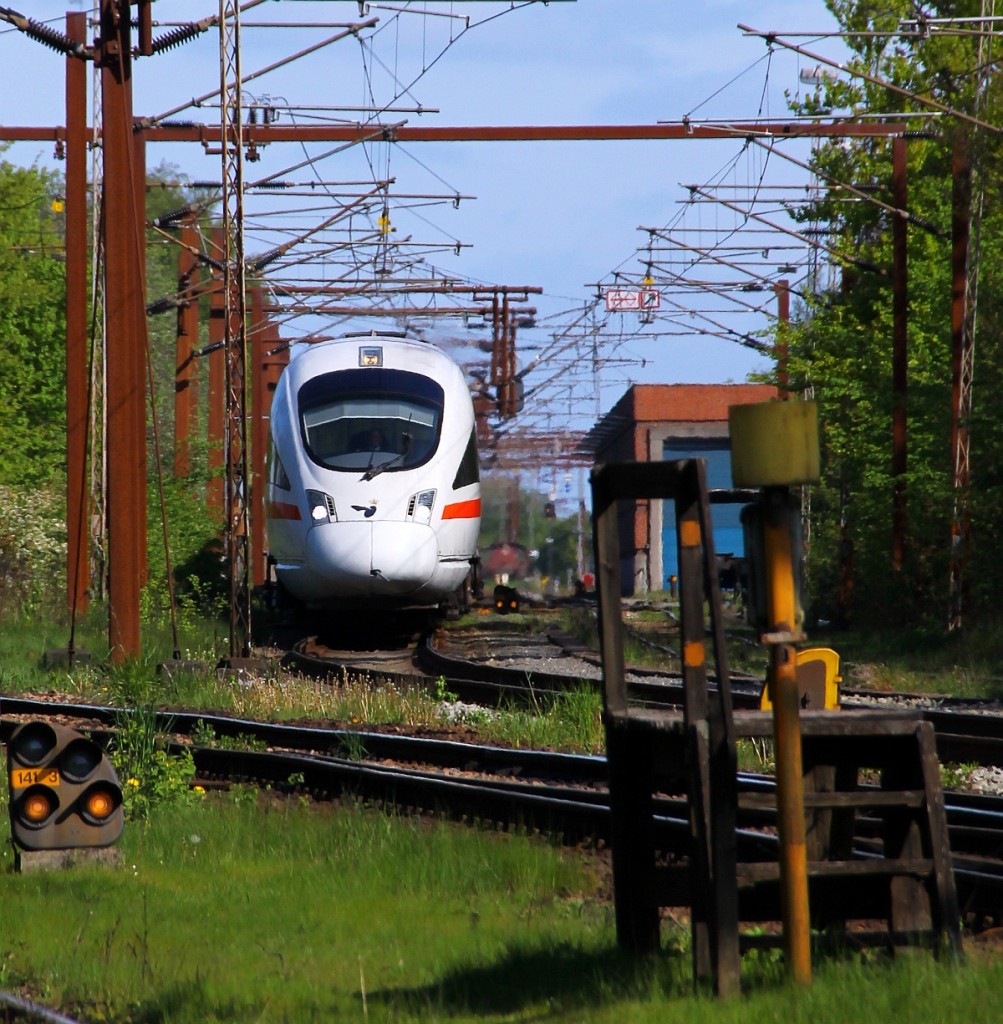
top-left (605, 288), bottom-right (640, 311)
top-left (604, 288), bottom-right (661, 312)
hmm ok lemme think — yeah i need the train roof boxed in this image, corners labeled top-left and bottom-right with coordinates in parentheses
top-left (280, 332), bottom-right (467, 386)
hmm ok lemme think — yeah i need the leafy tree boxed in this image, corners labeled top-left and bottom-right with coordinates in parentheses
top-left (0, 153), bottom-right (68, 486)
top-left (0, 153), bottom-right (226, 619)
top-left (143, 162), bottom-right (214, 485)
top-left (479, 475), bottom-right (587, 585)
top-left (779, 0), bottom-right (1003, 629)
top-left (141, 164), bottom-right (224, 595)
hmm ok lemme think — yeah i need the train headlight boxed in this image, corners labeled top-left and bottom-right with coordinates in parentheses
top-left (407, 489), bottom-right (436, 525)
top-left (306, 490), bottom-right (336, 524)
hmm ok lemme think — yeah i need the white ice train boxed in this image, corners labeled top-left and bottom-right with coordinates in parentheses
top-left (264, 331), bottom-right (481, 614)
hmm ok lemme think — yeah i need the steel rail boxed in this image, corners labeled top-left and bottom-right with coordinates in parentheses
top-left (2, 696), bottom-right (1003, 918)
top-left (0, 991), bottom-right (85, 1024)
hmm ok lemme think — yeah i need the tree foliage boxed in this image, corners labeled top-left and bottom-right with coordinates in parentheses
top-left (479, 475), bottom-right (587, 585)
top-left (781, 0), bottom-right (1003, 628)
top-left (141, 165), bottom-right (223, 595)
top-left (0, 153), bottom-right (68, 487)
top-left (0, 154), bottom-right (223, 614)
top-left (143, 162), bottom-right (215, 485)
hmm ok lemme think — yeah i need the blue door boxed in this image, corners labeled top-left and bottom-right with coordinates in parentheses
top-left (662, 441), bottom-right (742, 585)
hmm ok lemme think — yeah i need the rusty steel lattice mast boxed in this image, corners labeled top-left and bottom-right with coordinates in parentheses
top-left (219, 2), bottom-right (252, 659)
top-left (948, 0), bottom-right (994, 632)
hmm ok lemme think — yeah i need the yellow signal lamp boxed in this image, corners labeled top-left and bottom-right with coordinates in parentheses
top-left (22, 789), bottom-right (57, 824)
top-left (83, 786), bottom-right (118, 823)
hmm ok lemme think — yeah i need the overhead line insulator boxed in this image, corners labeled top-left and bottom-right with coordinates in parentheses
top-left (147, 20), bottom-right (213, 56)
top-left (0, 8), bottom-right (88, 58)
top-left (195, 340), bottom-right (225, 358)
top-left (145, 297), bottom-right (178, 316)
top-left (247, 246), bottom-right (288, 272)
top-left (198, 252), bottom-right (226, 273)
top-left (154, 204), bottom-right (197, 229)
top-left (905, 212), bottom-right (943, 237)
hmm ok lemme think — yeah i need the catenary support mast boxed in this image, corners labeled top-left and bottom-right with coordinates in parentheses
top-left (220, 2), bottom-right (252, 659)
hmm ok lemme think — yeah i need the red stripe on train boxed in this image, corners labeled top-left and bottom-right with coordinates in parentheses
top-left (267, 500), bottom-right (302, 521)
top-left (441, 498), bottom-right (481, 520)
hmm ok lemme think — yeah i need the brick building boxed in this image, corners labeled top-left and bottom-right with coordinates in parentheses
top-left (583, 383), bottom-right (776, 594)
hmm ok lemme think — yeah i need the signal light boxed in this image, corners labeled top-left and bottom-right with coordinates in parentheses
top-left (7, 721), bottom-right (124, 854)
top-left (493, 584), bottom-right (519, 615)
top-left (22, 789), bottom-right (56, 824)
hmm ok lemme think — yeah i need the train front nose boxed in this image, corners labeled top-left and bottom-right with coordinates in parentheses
top-left (302, 521), bottom-right (438, 598)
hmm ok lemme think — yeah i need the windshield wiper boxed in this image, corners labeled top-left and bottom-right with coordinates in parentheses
top-left (362, 430), bottom-right (412, 482)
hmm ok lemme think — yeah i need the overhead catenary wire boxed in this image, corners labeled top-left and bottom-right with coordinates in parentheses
top-left (746, 136), bottom-right (943, 235)
top-left (738, 24), bottom-right (1003, 136)
top-left (10, 4), bottom-right (919, 534)
top-left (684, 184), bottom-right (887, 276)
top-left (144, 18), bottom-right (380, 127)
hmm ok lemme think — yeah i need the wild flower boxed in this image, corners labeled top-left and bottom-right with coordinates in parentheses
top-left (110, 707), bottom-right (198, 820)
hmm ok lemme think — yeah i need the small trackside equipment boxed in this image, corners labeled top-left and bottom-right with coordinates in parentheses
top-left (493, 584), bottom-right (519, 614)
top-left (7, 721), bottom-right (124, 853)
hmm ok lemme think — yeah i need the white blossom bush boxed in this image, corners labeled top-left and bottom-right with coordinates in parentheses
top-left (0, 484), bottom-right (67, 616)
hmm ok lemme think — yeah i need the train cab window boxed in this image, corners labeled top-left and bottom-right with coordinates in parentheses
top-left (267, 437), bottom-right (291, 490)
top-left (298, 368), bottom-right (445, 473)
top-left (452, 429), bottom-right (479, 489)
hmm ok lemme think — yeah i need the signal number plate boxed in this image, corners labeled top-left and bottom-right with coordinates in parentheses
top-left (11, 768), bottom-right (60, 789)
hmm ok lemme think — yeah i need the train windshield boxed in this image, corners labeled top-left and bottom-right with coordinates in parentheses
top-left (298, 368), bottom-right (445, 473)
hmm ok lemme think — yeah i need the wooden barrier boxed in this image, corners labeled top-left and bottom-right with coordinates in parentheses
top-left (591, 460), bottom-right (961, 996)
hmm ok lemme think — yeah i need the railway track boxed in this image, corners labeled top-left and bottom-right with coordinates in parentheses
top-left (2, 694), bottom-right (1003, 925)
top-left (3, 613), bottom-right (1003, 967)
top-left (282, 619), bottom-right (1003, 768)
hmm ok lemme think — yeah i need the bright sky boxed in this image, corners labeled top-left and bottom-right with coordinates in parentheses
top-left (2, 1), bottom-right (847, 437)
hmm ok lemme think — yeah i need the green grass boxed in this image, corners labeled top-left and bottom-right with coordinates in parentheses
top-left (1, 606), bottom-right (1002, 1019)
top-left (0, 793), bottom-right (613, 1022)
top-left (0, 793), bottom-right (997, 1022)
top-left (0, 605), bottom-right (608, 754)
top-left (485, 683), bottom-right (605, 752)
top-left (0, 600), bottom-right (229, 702)
top-left (808, 624), bottom-right (1003, 699)
top-left (562, 601), bottom-right (1003, 700)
